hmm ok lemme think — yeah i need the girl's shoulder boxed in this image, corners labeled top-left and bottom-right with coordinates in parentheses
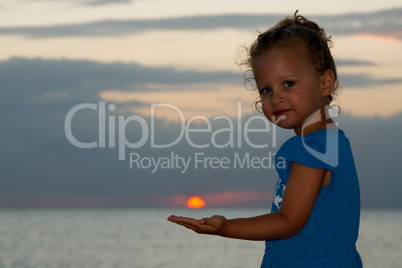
top-left (275, 128), bottom-right (349, 171)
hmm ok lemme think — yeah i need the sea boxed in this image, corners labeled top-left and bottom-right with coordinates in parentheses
top-left (0, 208), bottom-right (401, 268)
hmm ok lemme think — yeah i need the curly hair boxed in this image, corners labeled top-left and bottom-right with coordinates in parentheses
top-left (242, 11), bottom-right (339, 111)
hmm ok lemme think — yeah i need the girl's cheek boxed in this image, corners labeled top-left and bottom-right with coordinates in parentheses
top-left (261, 104), bottom-right (273, 122)
top-left (260, 100), bottom-right (270, 112)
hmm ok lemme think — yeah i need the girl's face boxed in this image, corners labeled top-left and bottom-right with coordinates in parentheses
top-left (252, 43), bottom-right (333, 135)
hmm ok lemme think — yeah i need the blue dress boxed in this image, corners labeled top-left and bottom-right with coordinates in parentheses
top-left (261, 129), bottom-right (362, 267)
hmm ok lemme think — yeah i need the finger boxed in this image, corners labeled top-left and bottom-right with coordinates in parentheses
top-left (179, 223), bottom-right (201, 232)
top-left (168, 216), bottom-right (202, 229)
top-left (169, 216), bottom-right (200, 226)
top-left (170, 219), bottom-right (204, 233)
top-left (167, 215), bottom-right (218, 234)
top-left (170, 217), bottom-right (211, 231)
top-left (199, 217), bottom-right (210, 225)
top-left (167, 215), bottom-right (179, 221)
top-left (167, 215), bottom-right (189, 222)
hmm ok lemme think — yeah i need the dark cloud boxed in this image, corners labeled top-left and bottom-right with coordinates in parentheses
top-left (30, 0), bottom-right (133, 6)
top-left (320, 8), bottom-right (402, 37)
top-left (0, 14), bottom-right (278, 38)
top-left (86, 0), bottom-right (132, 5)
top-left (1, 57), bottom-right (399, 99)
top-left (1, 57), bottom-right (239, 94)
top-left (0, 57), bottom-right (241, 117)
top-left (1, 56), bottom-right (402, 209)
top-left (339, 73), bottom-right (402, 88)
top-left (0, 8), bottom-right (400, 39)
top-left (336, 59), bottom-right (375, 66)
top-left (338, 113), bottom-right (402, 209)
top-left (1, 100), bottom-right (401, 209)
top-left (0, 57), bottom-right (400, 118)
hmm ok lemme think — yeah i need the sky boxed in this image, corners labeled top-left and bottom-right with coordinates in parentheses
top-left (1, 0), bottom-right (402, 209)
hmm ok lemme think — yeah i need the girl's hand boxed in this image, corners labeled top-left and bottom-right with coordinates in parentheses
top-left (167, 215), bottom-right (228, 235)
top-left (167, 163), bottom-right (328, 241)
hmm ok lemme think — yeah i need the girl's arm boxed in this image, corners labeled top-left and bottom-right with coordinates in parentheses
top-left (168, 162), bottom-right (328, 241)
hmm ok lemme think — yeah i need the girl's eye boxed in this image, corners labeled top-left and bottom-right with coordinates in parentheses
top-left (260, 88), bottom-right (272, 95)
top-left (284, 81), bottom-right (294, 88)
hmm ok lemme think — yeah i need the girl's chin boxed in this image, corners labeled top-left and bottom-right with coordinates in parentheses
top-left (276, 124), bottom-right (296, 130)
top-left (270, 116), bottom-right (291, 127)
top-left (271, 119), bottom-right (301, 131)
top-left (272, 121), bottom-right (295, 130)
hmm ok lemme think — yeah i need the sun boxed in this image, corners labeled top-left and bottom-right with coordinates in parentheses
top-left (187, 196), bottom-right (205, 209)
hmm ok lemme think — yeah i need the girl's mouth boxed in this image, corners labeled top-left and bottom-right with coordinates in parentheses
top-left (274, 109), bottom-right (290, 116)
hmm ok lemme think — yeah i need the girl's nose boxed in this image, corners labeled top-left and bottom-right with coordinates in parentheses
top-left (272, 90), bottom-right (284, 104)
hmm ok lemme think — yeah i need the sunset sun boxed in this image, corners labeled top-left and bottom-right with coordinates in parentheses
top-left (187, 196), bottom-right (205, 209)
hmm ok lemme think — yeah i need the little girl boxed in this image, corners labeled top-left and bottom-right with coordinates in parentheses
top-left (168, 11), bottom-right (362, 267)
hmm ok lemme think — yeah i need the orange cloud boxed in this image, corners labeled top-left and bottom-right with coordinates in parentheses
top-left (168, 190), bottom-right (273, 207)
top-left (99, 83), bottom-right (257, 122)
top-left (353, 32), bottom-right (402, 42)
top-left (1, 191), bottom-right (272, 208)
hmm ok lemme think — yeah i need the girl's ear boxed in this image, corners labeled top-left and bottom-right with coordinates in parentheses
top-left (321, 69), bottom-right (335, 97)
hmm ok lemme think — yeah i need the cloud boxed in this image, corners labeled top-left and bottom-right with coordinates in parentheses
top-left (0, 8), bottom-right (400, 39)
top-left (336, 59), bottom-right (375, 66)
top-left (338, 112), bottom-right (402, 209)
top-left (85, 0), bottom-right (132, 5)
top-left (339, 73), bottom-right (402, 88)
top-left (1, 106), bottom-right (401, 208)
top-left (0, 57), bottom-right (240, 117)
top-left (1, 57), bottom-right (239, 94)
top-left (320, 9), bottom-right (402, 38)
top-left (0, 56), bottom-right (400, 119)
top-left (1, 56), bottom-right (402, 209)
top-left (168, 190), bottom-right (273, 207)
top-left (0, 15), bottom-right (277, 38)
top-left (30, 0), bottom-right (133, 6)
top-left (1, 57), bottom-right (398, 97)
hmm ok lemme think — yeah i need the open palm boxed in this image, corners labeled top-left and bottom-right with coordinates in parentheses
top-left (168, 215), bottom-right (228, 235)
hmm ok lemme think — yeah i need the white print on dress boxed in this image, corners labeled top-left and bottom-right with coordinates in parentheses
top-left (273, 179), bottom-right (286, 210)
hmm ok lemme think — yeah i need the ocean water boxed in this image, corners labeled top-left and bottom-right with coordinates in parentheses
top-left (0, 208), bottom-right (401, 268)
